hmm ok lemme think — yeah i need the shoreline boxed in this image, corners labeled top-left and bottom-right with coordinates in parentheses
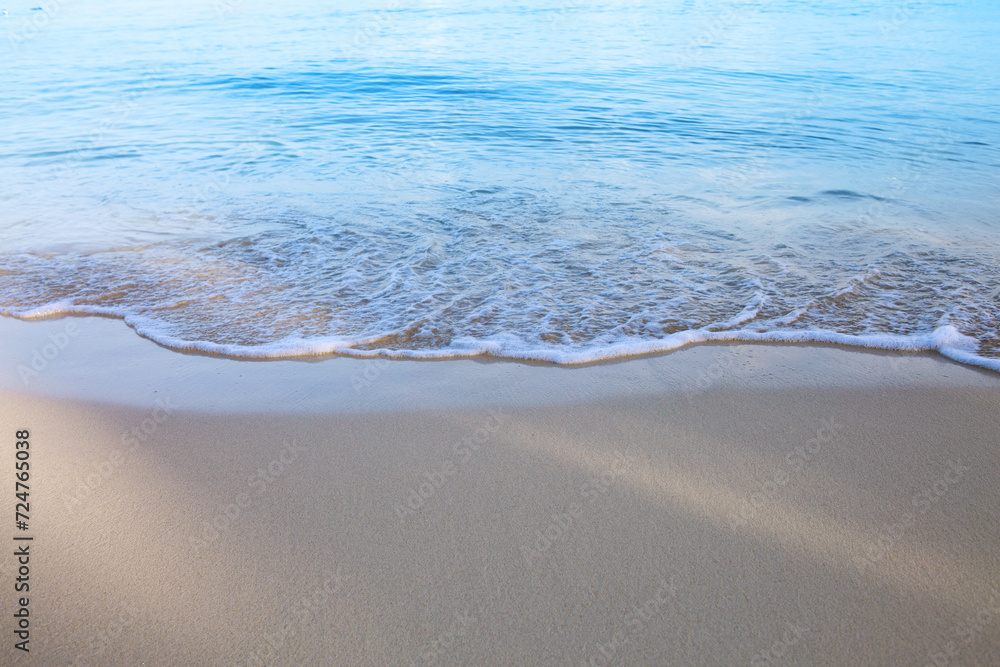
top-left (5, 307), bottom-right (999, 372)
top-left (1, 314), bottom-right (998, 664)
top-left (2, 314), bottom-right (997, 412)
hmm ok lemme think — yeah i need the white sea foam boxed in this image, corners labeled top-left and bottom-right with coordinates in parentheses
top-left (1, 1), bottom-right (998, 374)
top-left (2, 217), bottom-right (999, 373)
top-left (6, 298), bottom-right (998, 373)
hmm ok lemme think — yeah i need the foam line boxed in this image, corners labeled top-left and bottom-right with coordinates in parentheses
top-left (4, 304), bottom-right (996, 372)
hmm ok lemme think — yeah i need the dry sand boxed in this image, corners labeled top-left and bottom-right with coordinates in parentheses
top-left (1, 315), bottom-right (999, 665)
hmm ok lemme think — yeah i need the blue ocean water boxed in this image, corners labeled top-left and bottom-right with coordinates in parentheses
top-left (2, 0), bottom-right (999, 367)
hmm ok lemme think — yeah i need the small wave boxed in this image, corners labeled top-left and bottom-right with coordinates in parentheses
top-left (5, 301), bottom-right (997, 373)
top-left (2, 200), bottom-right (998, 373)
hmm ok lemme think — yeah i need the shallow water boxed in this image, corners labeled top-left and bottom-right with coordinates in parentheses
top-left (2, 0), bottom-right (999, 367)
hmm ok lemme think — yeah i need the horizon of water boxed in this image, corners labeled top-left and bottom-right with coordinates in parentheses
top-left (2, 0), bottom-right (999, 369)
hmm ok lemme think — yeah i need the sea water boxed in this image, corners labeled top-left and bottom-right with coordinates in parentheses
top-left (2, 0), bottom-right (998, 368)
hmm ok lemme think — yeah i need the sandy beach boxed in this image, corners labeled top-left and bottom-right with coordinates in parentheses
top-left (1, 314), bottom-right (999, 665)
top-left (4, 1), bottom-right (999, 665)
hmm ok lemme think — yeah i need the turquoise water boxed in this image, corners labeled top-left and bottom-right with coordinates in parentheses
top-left (2, 0), bottom-right (999, 367)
